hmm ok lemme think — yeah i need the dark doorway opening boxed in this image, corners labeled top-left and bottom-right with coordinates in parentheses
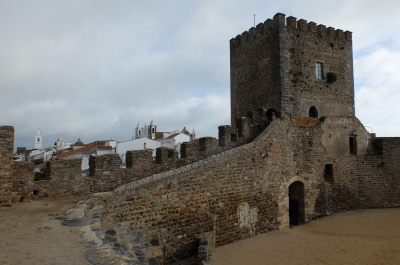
top-left (324, 164), bottom-right (334, 184)
top-left (289, 199), bottom-right (299, 225)
top-left (309, 106), bottom-right (318, 118)
top-left (349, 135), bottom-right (357, 155)
top-left (289, 181), bottom-right (305, 226)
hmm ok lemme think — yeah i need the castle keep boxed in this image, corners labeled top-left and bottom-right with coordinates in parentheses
top-left (230, 13), bottom-right (354, 124)
top-left (1, 13), bottom-right (399, 264)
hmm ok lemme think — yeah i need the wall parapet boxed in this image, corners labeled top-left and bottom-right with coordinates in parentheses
top-left (11, 161), bottom-right (34, 202)
top-left (230, 13), bottom-right (351, 50)
top-left (0, 126), bottom-right (14, 199)
top-left (114, 119), bottom-right (280, 196)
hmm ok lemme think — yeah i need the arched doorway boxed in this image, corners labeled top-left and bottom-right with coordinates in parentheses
top-left (289, 181), bottom-right (305, 226)
top-left (309, 106), bottom-right (318, 118)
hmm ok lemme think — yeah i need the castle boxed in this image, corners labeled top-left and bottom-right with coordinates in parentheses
top-left (1, 13), bottom-right (399, 264)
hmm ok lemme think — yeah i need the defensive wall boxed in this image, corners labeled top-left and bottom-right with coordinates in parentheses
top-left (78, 116), bottom-right (400, 263)
top-left (0, 126), bottom-right (14, 206)
top-left (0, 127), bottom-right (34, 205)
top-left (1, 106), bottom-right (266, 204)
top-left (29, 111), bottom-right (266, 199)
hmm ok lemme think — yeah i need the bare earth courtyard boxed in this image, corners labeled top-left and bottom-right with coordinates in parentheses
top-left (1, 199), bottom-right (399, 265)
top-left (213, 208), bottom-right (400, 265)
top-left (0, 198), bottom-right (90, 265)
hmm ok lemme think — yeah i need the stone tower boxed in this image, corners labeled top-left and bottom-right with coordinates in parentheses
top-left (55, 136), bottom-right (65, 151)
top-left (230, 13), bottom-right (354, 126)
top-left (148, 119), bottom-right (157, 139)
top-left (135, 122), bottom-right (143, 139)
top-left (34, 129), bottom-right (42, 149)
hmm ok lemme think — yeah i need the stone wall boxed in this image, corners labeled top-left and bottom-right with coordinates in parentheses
top-left (87, 117), bottom-right (400, 263)
top-left (0, 126), bottom-right (37, 205)
top-left (0, 126), bottom-right (14, 192)
top-left (0, 126), bottom-right (14, 206)
top-left (34, 148), bottom-right (194, 197)
top-left (155, 147), bottom-right (179, 165)
top-left (11, 161), bottom-right (34, 202)
top-left (181, 118), bottom-right (265, 163)
top-left (377, 137), bottom-right (400, 204)
top-left (181, 137), bottom-right (222, 162)
top-left (105, 120), bottom-right (287, 261)
top-left (34, 159), bottom-right (89, 198)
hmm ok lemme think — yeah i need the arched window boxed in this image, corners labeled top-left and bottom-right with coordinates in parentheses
top-left (309, 106), bottom-right (318, 118)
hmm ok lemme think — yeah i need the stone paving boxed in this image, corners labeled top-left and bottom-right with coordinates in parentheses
top-left (59, 193), bottom-right (161, 265)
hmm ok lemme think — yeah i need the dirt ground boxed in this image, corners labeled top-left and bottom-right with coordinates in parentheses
top-left (1, 200), bottom-right (399, 265)
top-left (213, 208), bottom-right (400, 265)
top-left (0, 197), bottom-right (91, 265)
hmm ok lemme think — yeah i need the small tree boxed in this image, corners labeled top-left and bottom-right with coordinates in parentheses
top-left (327, 72), bottom-right (337, 84)
top-left (34, 166), bottom-right (48, 181)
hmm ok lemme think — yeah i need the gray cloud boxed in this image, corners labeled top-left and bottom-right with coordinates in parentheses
top-left (1, 0), bottom-right (399, 149)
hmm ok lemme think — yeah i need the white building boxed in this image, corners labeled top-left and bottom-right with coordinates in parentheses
top-left (55, 139), bottom-right (115, 171)
top-left (116, 120), bottom-right (195, 163)
top-left (156, 132), bottom-right (192, 156)
top-left (116, 138), bottom-right (161, 164)
top-left (34, 129), bottom-right (43, 149)
top-left (115, 119), bottom-right (161, 164)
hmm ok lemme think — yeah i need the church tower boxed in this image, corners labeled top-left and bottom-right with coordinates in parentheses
top-left (135, 122), bottom-right (143, 139)
top-left (144, 122), bottom-right (149, 138)
top-left (148, 119), bottom-right (157, 139)
top-left (55, 136), bottom-right (65, 151)
top-left (34, 129), bottom-right (43, 150)
top-left (190, 128), bottom-right (196, 141)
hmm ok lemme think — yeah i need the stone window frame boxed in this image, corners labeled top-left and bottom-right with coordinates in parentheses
top-left (315, 61), bottom-right (324, 80)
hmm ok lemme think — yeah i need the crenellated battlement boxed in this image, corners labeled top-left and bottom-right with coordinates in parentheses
top-left (230, 13), bottom-right (352, 48)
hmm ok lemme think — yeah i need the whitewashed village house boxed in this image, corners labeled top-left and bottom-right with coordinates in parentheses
top-left (19, 120), bottom-right (196, 171)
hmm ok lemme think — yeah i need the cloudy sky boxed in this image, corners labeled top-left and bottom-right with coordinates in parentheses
top-left (1, 0), bottom-right (399, 150)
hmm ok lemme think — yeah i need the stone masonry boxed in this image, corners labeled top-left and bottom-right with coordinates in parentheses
top-left (11, 161), bottom-right (34, 202)
top-left (0, 126), bottom-right (14, 206)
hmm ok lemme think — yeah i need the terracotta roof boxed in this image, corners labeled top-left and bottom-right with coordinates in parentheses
top-left (72, 138), bottom-right (85, 146)
top-left (154, 132), bottom-right (165, 139)
top-left (35, 162), bottom-right (46, 168)
top-left (166, 133), bottom-right (181, 139)
top-left (55, 144), bottom-right (112, 158)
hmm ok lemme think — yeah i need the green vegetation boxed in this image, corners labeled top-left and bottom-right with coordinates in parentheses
top-left (34, 166), bottom-right (48, 181)
top-left (327, 72), bottom-right (337, 84)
